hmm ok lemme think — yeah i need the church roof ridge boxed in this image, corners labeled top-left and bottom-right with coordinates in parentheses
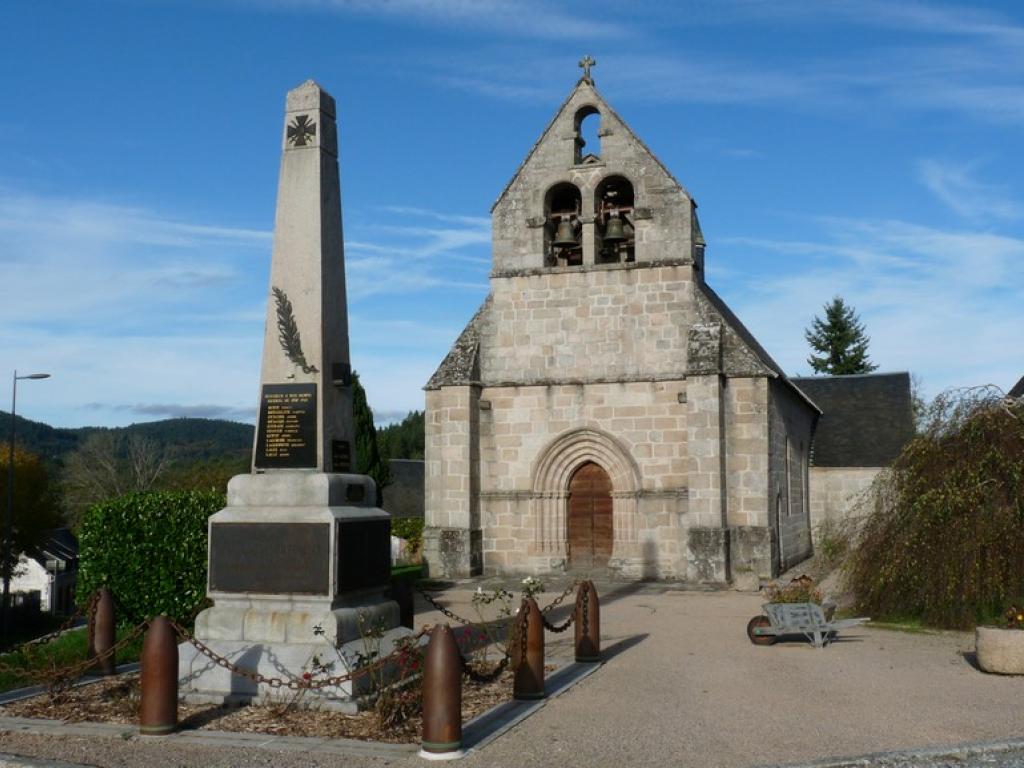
top-left (490, 76), bottom-right (691, 213)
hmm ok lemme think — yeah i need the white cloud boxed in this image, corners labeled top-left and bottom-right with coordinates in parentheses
top-left (243, 0), bottom-right (624, 39)
top-left (917, 159), bottom-right (1024, 222)
top-left (714, 216), bottom-right (1024, 399)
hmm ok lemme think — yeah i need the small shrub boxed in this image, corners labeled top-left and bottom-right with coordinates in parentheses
top-left (390, 517), bottom-right (424, 557)
top-left (76, 490), bottom-right (222, 625)
top-left (1003, 605), bottom-right (1024, 630)
top-left (765, 576), bottom-right (823, 605)
top-left (814, 517), bottom-right (854, 570)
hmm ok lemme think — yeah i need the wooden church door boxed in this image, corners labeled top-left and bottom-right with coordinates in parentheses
top-left (567, 462), bottom-right (613, 569)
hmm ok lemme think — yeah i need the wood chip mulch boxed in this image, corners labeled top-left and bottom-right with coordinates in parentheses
top-left (0, 666), bottom-right (517, 744)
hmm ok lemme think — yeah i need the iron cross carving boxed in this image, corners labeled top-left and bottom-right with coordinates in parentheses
top-left (578, 55), bottom-right (596, 83)
top-left (286, 115), bottom-right (317, 147)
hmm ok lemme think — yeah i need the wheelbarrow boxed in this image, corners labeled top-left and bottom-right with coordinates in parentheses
top-left (746, 602), bottom-right (869, 649)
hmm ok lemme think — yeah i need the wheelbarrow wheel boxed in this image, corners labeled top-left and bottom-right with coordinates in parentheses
top-left (746, 615), bottom-right (776, 646)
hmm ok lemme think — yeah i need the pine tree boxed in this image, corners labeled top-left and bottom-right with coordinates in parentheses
top-left (804, 297), bottom-right (878, 375)
top-left (351, 371), bottom-right (390, 503)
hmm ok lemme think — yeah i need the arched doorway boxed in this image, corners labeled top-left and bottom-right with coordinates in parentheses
top-left (567, 462), bottom-right (613, 570)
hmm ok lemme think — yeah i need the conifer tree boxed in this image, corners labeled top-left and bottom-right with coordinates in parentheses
top-left (804, 297), bottom-right (878, 375)
top-left (351, 371), bottom-right (390, 503)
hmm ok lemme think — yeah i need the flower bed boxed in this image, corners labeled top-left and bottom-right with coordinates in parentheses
top-left (0, 668), bottom-right (515, 743)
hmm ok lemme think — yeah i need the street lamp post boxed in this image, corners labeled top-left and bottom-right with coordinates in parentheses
top-left (3, 371), bottom-right (50, 641)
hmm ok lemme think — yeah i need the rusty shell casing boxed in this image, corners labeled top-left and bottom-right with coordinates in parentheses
top-left (421, 623), bottom-right (462, 754)
top-left (90, 587), bottom-right (116, 676)
top-left (513, 598), bottom-right (545, 700)
top-left (574, 580), bottom-right (601, 662)
top-left (139, 615), bottom-right (179, 736)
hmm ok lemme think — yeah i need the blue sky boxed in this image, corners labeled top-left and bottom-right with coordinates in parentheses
top-left (2, 0), bottom-right (1022, 428)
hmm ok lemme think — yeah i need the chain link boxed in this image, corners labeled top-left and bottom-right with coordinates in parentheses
top-left (171, 619), bottom-right (428, 692)
top-left (414, 586), bottom-right (480, 627)
top-left (539, 581), bottom-right (579, 615)
top-left (459, 652), bottom-right (509, 683)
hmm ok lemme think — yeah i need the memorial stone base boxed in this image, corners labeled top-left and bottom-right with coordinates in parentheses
top-left (178, 473), bottom-right (411, 712)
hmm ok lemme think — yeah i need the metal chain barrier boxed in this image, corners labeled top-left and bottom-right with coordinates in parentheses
top-left (47, 620), bottom-right (148, 695)
top-left (171, 619), bottom-right (428, 692)
top-left (414, 586), bottom-right (480, 627)
top-left (540, 581), bottom-right (579, 615)
top-left (458, 651), bottom-right (509, 684)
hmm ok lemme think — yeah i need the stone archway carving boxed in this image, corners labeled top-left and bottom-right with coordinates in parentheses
top-left (530, 427), bottom-right (641, 568)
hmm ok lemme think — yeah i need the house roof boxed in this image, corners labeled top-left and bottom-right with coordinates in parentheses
top-left (790, 372), bottom-right (915, 467)
top-left (425, 296), bottom-right (490, 389)
top-left (26, 528), bottom-right (78, 569)
top-left (1010, 375), bottom-right (1024, 398)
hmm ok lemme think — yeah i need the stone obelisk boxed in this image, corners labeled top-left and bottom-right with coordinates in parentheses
top-left (179, 81), bottom-right (406, 711)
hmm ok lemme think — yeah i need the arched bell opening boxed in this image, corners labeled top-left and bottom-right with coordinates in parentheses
top-left (574, 106), bottom-right (601, 165)
top-left (567, 461), bottom-right (613, 570)
top-left (544, 182), bottom-right (582, 267)
top-left (595, 175), bottom-right (635, 264)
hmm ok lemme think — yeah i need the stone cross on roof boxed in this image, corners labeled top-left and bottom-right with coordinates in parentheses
top-left (578, 55), bottom-right (596, 83)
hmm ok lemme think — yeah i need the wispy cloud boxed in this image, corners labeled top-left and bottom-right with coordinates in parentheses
top-left (918, 159), bottom-right (1024, 222)
top-left (715, 215), bottom-right (1024, 397)
top-left (101, 403), bottom-right (258, 422)
top-left (415, 3), bottom-right (1024, 126)
top-left (243, 0), bottom-right (624, 39)
top-left (345, 206), bottom-right (490, 297)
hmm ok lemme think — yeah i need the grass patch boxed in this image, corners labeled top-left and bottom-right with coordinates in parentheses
top-left (391, 564), bottom-right (424, 580)
top-left (862, 617), bottom-right (935, 635)
top-left (0, 626), bottom-right (144, 694)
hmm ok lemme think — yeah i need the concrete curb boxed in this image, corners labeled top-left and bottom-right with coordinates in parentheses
top-left (755, 735), bottom-right (1024, 768)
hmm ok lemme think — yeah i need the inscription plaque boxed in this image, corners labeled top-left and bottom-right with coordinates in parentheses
top-left (255, 383), bottom-right (317, 469)
top-left (337, 519), bottom-right (391, 592)
top-left (210, 522), bottom-right (330, 594)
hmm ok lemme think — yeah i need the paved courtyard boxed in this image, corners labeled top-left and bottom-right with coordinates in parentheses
top-left (0, 584), bottom-right (1021, 767)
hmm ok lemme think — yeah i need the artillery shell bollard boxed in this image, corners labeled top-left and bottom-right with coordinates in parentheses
top-left (513, 598), bottom-right (545, 700)
top-left (139, 616), bottom-right (178, 736)
top-left (574, 580), bottom-right (601, 663)
top-left (420, 623), bottom-right (463, 760)
top-left (89, 587), bottom-right (116, 676)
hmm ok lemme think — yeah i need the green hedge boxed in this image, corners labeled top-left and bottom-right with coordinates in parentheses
top-left (76, 490), bottom-right (223, 625)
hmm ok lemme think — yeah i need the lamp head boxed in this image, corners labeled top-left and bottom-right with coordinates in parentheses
top-left (23, 374), bottom-right (50, 380)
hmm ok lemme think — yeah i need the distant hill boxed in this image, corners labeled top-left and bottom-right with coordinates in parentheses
top-left (0, 412), bottom-right (254, 466)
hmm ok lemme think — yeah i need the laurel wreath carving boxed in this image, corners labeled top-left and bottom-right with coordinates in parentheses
top-left (272, 287), bottom-right (318, 374)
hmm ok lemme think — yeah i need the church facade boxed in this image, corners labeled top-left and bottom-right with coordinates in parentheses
top-left (423, 70), bottom-right (819, 583)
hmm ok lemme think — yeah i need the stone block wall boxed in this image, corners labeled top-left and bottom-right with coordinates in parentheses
top-left (480, 265), bottom-right (695, 386)
top-left (477, 380), bottom-right (689, 578)
top-left (423, 386), bottom-right (481, 577)
top-left (808, 467), bottom-right (881, 539)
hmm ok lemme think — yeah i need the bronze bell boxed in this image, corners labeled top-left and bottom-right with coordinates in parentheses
top-left (603, 213), bottom-right (626, 242)
top-left (553, 217), bottom-right (578, 247)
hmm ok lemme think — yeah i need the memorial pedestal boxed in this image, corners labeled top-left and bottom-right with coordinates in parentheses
top-left (178, 473), bottom-right (410, 711)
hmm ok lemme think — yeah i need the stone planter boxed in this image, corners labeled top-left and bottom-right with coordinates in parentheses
top-left (975, 626), bottom-right (1024, 674)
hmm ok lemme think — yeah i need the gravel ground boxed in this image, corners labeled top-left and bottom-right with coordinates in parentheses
top-left (0, 584), bottom-right (1021, 768)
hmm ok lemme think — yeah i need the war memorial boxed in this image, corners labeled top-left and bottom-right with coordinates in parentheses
top-left (177, 80), bottom-right (409, 710)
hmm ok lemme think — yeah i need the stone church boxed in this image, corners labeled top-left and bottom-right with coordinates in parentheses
top-left (423, 65), bottom-right (820, 583)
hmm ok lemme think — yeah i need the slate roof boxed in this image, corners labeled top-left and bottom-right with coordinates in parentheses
top-left (1010, 375), bottom-right (1024, 398)
top-left (26, 528), bottom-right (78, 570)
top-left (790, 372), bottom-right (915, 467)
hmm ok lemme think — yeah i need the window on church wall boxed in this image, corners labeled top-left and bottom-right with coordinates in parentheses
top-left (544, 182), bottom-right (583, 267)
top-left (595, 175), bottom-right (636, 264)
top-left (574, 106), bottom-right (601, 165)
